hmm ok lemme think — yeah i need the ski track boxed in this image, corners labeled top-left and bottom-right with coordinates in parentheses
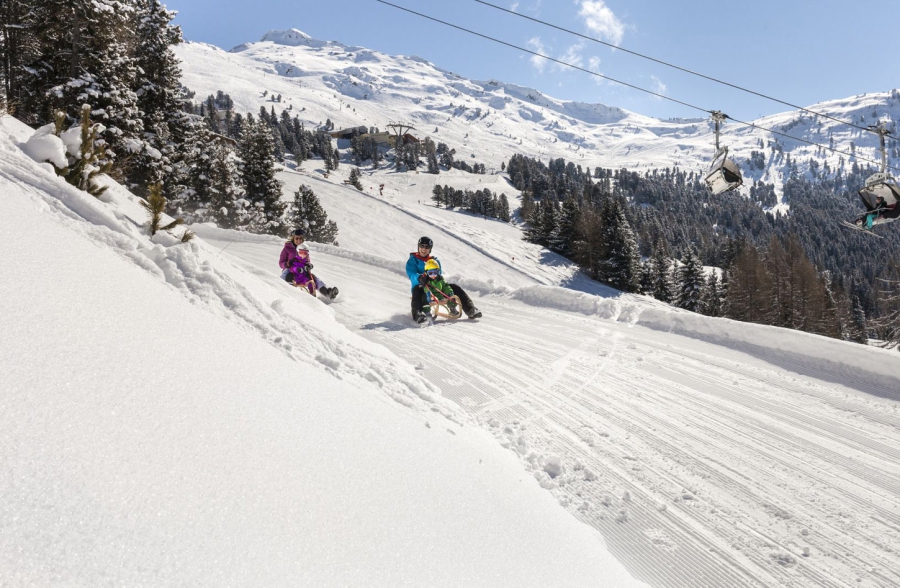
top-left (215, 239), bottom-right (900, 588)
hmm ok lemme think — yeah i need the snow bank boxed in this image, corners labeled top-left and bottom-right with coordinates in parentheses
top-left (636, 306), bottom-right (900, 397)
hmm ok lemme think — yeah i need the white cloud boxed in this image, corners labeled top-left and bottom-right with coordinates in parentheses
top-left (577, 1), bottom-right (625, 45)
top-left (587, 56), bottom-right (605, 84)
top-left (555, 41), bottom-right (585, 71)
top-left (510, 2), bottom-right (520, 11)
top-left (527, 37), bottom-right (549, 73)
top-left (651, 75), bottom-right (667, 99)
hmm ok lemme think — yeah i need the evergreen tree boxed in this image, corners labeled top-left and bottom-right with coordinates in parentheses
top-left (849, 295), bottom-right (868, 344)
top-left (0, 0), bottom-right (39, 110)
top-left (640, 257), bottom-right (656, 296)
top-left (239, 115), bottom-right (286, 234)
top-left (550, 197), bottom-right (580, 258)
top-left (205, 141), bottom-right (243, 228)
top-left (600, 200), bottom-right (641, 293)
top-left (497, 193), bottom-right (511, 222)
top-left (140, 182), bottom-right (184, 237)
top-left (431, 184), bottom-right (444, 207)
top-left (348, 166), bottom-right (363, 191)
top-left (726, 247), bottom-right (774, 325)
top-left (427, 151), bottom-right (439, 174)
top-left (651, 248), bottom-right (674, 303)
top-left (52, 104), bottom-right (112, 197)
top-left (289, 185), bottom-right (339, 244)
top-left (129, 0), bottom-right (184, 195)
top-left (21, 1), bottom-right (144, 172)
top-left (675, 246), bottom-right (705, 312)
top-left (701, 271), bottom-right (724, 317)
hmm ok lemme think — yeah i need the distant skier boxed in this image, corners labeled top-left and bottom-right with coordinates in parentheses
top-left (406, 236), bottom-right (481, 323)
top-left (279, 228), bottom-right (338, 299)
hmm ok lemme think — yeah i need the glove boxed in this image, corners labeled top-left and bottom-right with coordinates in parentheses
top-left (417, 273), bottom-right (428, 285)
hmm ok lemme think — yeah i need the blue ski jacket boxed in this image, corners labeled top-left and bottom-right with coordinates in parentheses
top-left (406, 252), bottom-right (442, 292)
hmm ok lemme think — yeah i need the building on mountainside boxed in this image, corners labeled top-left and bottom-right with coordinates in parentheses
top-left (363, 132), bottom-right (394, 148)
top-left (328, 126), bottom-right (368, 140)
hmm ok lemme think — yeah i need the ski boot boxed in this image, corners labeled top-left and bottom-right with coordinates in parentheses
top-left (319, 286), bottom-right (339, 300)
top-left (447, 301), bottom-right (461, 318)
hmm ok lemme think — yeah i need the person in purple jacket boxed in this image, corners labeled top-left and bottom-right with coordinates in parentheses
top-left (279, 228), bottom-right (338, 299)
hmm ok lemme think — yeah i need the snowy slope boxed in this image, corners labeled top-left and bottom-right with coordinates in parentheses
top-left (189, 149), bottom-right (900, 588)
top-left (0, 116), bottom-right (649, 587)
top-left (176, 30), bottom-right (900, 205)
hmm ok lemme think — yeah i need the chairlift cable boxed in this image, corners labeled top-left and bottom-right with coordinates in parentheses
top-left (376, 0), bottom-right (710, 114)
top-left (474, 0), bottom-right (886, 138)
top-left (376, 0), bottom-right (899, 173)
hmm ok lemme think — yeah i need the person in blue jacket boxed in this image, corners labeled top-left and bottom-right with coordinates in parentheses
top-left (406, 236), bottom-right (481, 323)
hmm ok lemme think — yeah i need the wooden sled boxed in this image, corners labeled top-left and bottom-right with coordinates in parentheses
top-left (426, 287), bottom-right (463, 320)
top-left (293, 271), bottom-right (317, 296)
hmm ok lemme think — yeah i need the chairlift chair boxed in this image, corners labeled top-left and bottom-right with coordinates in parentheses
top-left (703, 111), bottom-right (743, 195)
top-left (858, 126), bottom-right (900, 209)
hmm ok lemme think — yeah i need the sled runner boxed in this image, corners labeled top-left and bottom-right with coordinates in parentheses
top-left (425, 286), bottom-right (463, 320)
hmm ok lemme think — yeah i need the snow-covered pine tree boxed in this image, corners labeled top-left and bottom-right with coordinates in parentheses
top-left (675, 246), bottom-right (705, 312)
top-left (849, 295), bottom-right (868, 344)
top-left (640, 257), bottom-right (656, 296)
top-left (497, 193), bottom-right (511, 222)
top-left (549, 197), bottom-right (580, 258)
top-left (239, 115), bottom-right (286, 234)
top-left (701, 271), bottom-right (723, 317)
top-left (525, 199), bottom-right (556, 248)
top-left (651, 247), bottom-right (674, 303)
top-left (601, 199), bottom-right (641, 293)
top-left (140, 182), bottom-right (183, 237)
top-left (128, 0), bottom-right (184, 196)
top-left (0, 0), bottom-right (39, 110)
top-left (205, 141), bottom-right (243, 228)
top-left (173, 115), bottom-right (216, 217)
top-left (348, 166), bottom-right (363, 191)
top-left (427, 151), bottom-right (439, 174)
top-left (21, 0), bottom-right (144, 174)
top-left (289, 185), bottom-right (338, 245)
top-left (52, 104), bottom-right (112, 197)
top-left (431, 185), bottom-right (444, 207)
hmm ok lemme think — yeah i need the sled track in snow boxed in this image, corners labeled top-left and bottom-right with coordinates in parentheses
top-left (372, 302), bottom-right (900, 588)
top-left (218, 240), bottom-right (900, 588)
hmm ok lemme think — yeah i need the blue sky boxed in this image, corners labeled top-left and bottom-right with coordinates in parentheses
top-left (167, 0), bottom-right (900, 121)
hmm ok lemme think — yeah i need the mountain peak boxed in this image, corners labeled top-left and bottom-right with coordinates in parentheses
top-left (260, 28), bottom-right (318, 46)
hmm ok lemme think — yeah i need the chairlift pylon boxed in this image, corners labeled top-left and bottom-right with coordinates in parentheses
top-left (703, 111), bottom-right (743, 195)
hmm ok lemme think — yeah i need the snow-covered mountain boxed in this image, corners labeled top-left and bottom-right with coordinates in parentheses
top-left (177, 28), bottom-right (900, 205)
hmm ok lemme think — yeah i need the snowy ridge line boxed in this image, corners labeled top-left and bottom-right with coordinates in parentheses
top-left (2, 125), bottom-right (463, 425)
top-left (279, 166), bottom-right (546, 285)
